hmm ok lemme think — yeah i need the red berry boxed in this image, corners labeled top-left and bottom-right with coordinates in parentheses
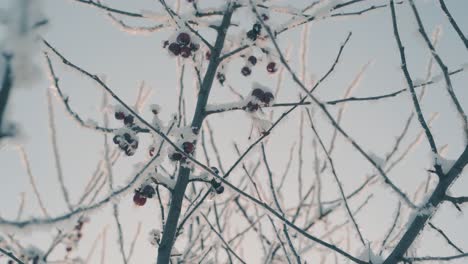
top-left (115, 112), bottom-right (125, 120)
top-left (66, 247), bottom-right (72, 252)
top-left (133, 193), bottom-right (147, 206)
top-left (168, 43), bottom-right (181, 56)
top-left (267, 62), bottom-right (277, 73)
top-left (177, 32), bottom-right (191, 46)
top-left (180, 46), bottom-right (192, 58)
top-left (261, 14), bottom-right (269, 21)
top-left (149, 147), bottom-right (155, 157)
top-left (251, 88), bottom-right (265, 99)
top-left (205, 51), bottom-right (211, 60)
top-left (182, 142), bottom-right (194, 154)
top-left (248, 56), bottom-right (257, 65)
top-left (241, 66), bottom-right (252, 76)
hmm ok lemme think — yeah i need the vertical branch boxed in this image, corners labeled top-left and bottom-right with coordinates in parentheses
top-left (0, 54), bottom-right (13, 138)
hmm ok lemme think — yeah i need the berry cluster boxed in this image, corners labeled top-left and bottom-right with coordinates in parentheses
top-left (113, 128), bottom-right (139, 156)
top-left (165, 32), bottom-right (199, 58)
top-left (63, 217), bottom-right (89, 253)
top-left (169, 141), bottom-right (195, 162)
top-left (246, 87), bottom-right (275, 112)
top-left (133, 184), bottom-right (156, 207)
top-left (246, 23), bottom-right (262, 41)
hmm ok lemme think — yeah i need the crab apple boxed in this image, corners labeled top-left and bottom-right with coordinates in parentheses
top-left (215, 185), bottom-right (225, 194)
top-left (124, 115), bottom-right (134, 125)
top-left (180, 46), bottom-right (192, 58)
top-left (266, 62), bottom-right (277, 73)
top-left (169, 152), bottom-right (183, 161)
top-left (114, 111), bottom-right (125, 120)
top-left (168, 42), bottom-right (181, 56)
top-left (262, 92), bottom-right (274, 104)
top-left (241, 66), bottom-right (252, 76)
top-left (251, 88), bottom-right (265, 99)
top-left (177, 32), bottom-right (191, 46)
top-left (182, 141), bottom-right (195, 154)
top-left (142, 185), bottom-right (155, 198)
top-left (133, 192), bottom-right (147, 206)
top-left (248, 55), bottom-right (257, 65)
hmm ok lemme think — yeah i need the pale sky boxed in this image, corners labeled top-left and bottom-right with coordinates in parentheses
top-left (1, 0), bottom-right (467, 263)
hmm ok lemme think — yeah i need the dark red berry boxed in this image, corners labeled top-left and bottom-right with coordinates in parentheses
top-left (170, 152), bottom-right (183, 161)
top-left (205, 51), bottom-right (211, 60)
top-left (66, 247), bottom-right (72, 252)
top-left (251, 88), bottom-right (265, 99)
top-left (163, 40), bottom-right (169, 48)
top-left (142, 185), bottom-right (155, 198)
top-left (215, 185), bottom-right (224, 194)
top-left (267, 62), bottom-right (277, 73)
top-left (124, 115), bottom-right (134, 125)
top-left (115, 112), bottom-right (125, 120)
top-left (180, 46), bottom-right (192, 58)
top-left (149, 147), bottom-right (155, 157)
top-left (262, 92), bottom-right (274, 104)
top-left (133, 193), bottom-right (147, 206)
top-left (168, 43), bottom-right (181, 56)
top-left (182, 142), bottom-right (194, 154)
top-left (177, 32), bottom-right (191, 46)
top-left (261, 14), bottom-right (269, 21)
top-left (248, 56), bottom-right (257, 65)
top-left (241, 66), bottom-right (252, 76)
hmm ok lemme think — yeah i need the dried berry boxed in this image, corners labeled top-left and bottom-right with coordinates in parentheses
top-left (253, 23), bottom-right (261, 33)
top-left (163, 40), bottom-right (169, 48)
top-left (266, 62), bottom-right (277, 73)
top-left (149, 147), bottom-right (155, 157)
top-left (115, 111), bottom-right (125, 120)
top-left (246, 30), bottom-right (257, 41)
top-left (142, 185), bottom-right (155, 199)
top-left (177, 32), bottom-right (191, 46)
top-left (133, 192), bottom-right (147, 206)
top-left (205, 51), bottom-right (211, 60)
top-left (182, 142), bottom-right (194, 154)
top-left (113, 135), bottom-right (122, 144)
top-left (124, 115), bottom-right (134, 126)
top-left (180, 46), bottom-right (192, 58)
top-left (217, 72), bottom-right (226, 85)
top-left (215, 185), bottom-right (224, 194)
top-left (168, 43), bottom-right (181, 56)
top-left (262, 92), bottom-right (274, 104)
top-left (251, 88), bottom-right (265, 99)
top-left (246, 102), bottom-right (259, 112)
top-left (211, 167), bottom-right (219, 174)
top-left (248, 55), bottom-right (257, 65)
top-left (241, 66), bottom-right (252, 76)
top-left (190, 42), bottom-right (199, 52)
top-left (261, 14), bottom-right (269, 21)
top-left (123, 133), bottom-right (133, 143)
top-left (210, 179), bottom-right (221, 188)
top-left (170, 152), bottom-right (183, 161)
